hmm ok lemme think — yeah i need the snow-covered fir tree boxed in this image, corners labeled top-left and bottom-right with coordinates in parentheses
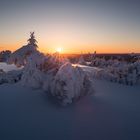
top-left (27, 32), bottom-right (38, 48)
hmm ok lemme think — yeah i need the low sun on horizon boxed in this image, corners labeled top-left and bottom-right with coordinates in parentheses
top-left (56, 47), bottom-right (63, 53)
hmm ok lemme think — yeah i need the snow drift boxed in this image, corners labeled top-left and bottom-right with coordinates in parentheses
top-left (8, 32), bottom-right (38, 67)
top-left (0, 70), bottom-right (23, 85)
top-left (0, 62), bottom-right (23, 85)
top-left (0, 62), bottom-right (23, 72)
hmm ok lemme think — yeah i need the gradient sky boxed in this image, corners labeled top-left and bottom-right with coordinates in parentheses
top-left (0, 0), bottom-right (140, 53)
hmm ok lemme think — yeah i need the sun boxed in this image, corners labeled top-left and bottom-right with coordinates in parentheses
top-left (56, 47), bottom-right (62, 53)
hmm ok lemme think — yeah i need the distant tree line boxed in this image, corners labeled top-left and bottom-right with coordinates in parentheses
top-left (0, 50), bottom-right (11, 62)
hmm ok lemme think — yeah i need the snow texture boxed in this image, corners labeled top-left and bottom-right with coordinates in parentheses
top-left (0, 70), bottom-right (23, 85)
top-left (0, 79), bottom-right (140, 140)
top-left (0, 62), bottom-right (23, 72)
top-left (8, 44), bottom-right (37, 66)
top-left (8, 32), bottom-right (38, 67)
top-left (89, 57), bottom-right (140, 85)
top-left (0, 62), bottom-right (23, 84)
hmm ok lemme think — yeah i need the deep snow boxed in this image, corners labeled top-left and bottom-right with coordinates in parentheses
top-left (0, 62), bottom-right (23, 72)
top-left (0, 80), bottom-right (140, 140)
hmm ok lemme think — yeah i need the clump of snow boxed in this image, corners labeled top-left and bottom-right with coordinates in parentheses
top-left (0, 70), bottom-right (23, 85)
top-left (0, 62), bottom-right (23, 72)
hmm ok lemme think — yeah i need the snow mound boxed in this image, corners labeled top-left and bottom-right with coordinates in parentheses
top-left (51, 63), bottom-right (93, 105)
top-left (8, 32), bottom-right (38, 67)
top-left (0, 62), bottom-right (23, 72)
top-left (0, 70), bottom-right (23, 85)
top-left (8, 44), bottom-right (37, 67)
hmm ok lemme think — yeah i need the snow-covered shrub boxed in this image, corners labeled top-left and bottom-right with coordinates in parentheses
top-left (50, 63), bottom-right (93, 105)
top-left (21, 51), bottom-right (61, 89)
top-left (94, 60), bottom-right (140, 86)
top-left (21, 51), bottom-right (52, 89)
top-left (0, 70), bottom-right (23, 85)
top-left (89, 56), bottom-right (140, 86)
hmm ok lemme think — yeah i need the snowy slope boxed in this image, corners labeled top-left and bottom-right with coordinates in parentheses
top-left (0, 80), bottom-right (140, 140)
top-left (8, 44), bottom-right (37, 66)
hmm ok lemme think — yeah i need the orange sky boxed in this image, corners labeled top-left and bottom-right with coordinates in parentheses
top-left (0, 41), bottom-right (140, 54)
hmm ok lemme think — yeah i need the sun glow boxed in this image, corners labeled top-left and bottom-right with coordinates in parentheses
top-left (56, 47), bottom-right (62, 53)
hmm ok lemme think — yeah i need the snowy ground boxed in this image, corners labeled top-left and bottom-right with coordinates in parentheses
top-left (0, 80), bottom-right (140, 140)
top-left (0, 62), bottom-right (23, 72)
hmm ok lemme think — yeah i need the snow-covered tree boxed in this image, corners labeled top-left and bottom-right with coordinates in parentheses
top-left (27, 32), bottom-right (38, 48)
top-left (0, 50), bottom-right (11, 62)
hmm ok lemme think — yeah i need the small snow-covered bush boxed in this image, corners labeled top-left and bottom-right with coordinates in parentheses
top-left (21, 51), bottom-right (53, 89)
top-left (51, 63), bottom-right (93, 105)
top-left (0, 70), bottom-right (23, 85)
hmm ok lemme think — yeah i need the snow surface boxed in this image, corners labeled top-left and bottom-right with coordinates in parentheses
top-left (0, 80), bottom-right (140, 140)
top-left (8, 44), bottom-right (37, 66)
top-left (0, 62), bottom-right (23, 72)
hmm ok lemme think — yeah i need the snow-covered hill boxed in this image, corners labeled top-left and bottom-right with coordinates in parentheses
top-left (8, 32), bottom-right (38, 66)
top-left (8, 44), bottom-right (37, 66)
